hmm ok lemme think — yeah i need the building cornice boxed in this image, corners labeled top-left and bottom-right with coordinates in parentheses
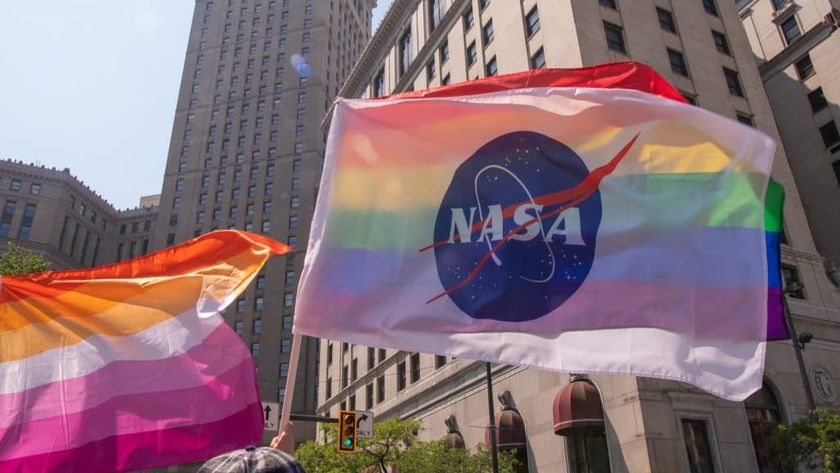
top-left (758, 21), bottom-right (836, 81)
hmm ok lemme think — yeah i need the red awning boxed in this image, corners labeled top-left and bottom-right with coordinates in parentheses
top-left (553, 379), bottom-right (605, 436)
top-left (485, 408), bottom-right (527, 450)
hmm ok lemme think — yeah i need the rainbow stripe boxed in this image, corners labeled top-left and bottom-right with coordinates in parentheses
top-left (296, 63), bottom-right (780, 401)
top-left (0, 230), bottom-right (289, 473)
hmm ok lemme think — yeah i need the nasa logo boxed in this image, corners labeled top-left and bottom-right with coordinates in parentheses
top-left (429, 131), bottom-right (602, 322)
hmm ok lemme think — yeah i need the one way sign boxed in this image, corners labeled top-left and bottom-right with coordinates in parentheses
top-left (262, 401), bottom-right (280, 431)
top-left (356, 410), bottom-right (374, 438)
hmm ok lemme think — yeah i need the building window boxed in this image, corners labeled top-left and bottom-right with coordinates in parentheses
top-left (234, 321), bottom-right (243, 335)
top-left (251, 342), bottom-right (261, 356)
top-left (599, 0), bottom-right (617, 9)
top-left (479, 0), bottom-right (490, 9)
top-left (702, 0), bottom-right (718, 16)
top-left (373, 68), bottom-right (385, 97)
top-left (9, 180), bottom-right (21, 192)
top-left (426, 60), bottom-right (436, 82)
top-left (256, 274), bottom-right (266, 289)
top-left (833, 161), bottom-right (840, 186)
top-left (525, 6), bottom-right (540, 37)
top-left (467, 41), bottom-right (478, 66)
top-left (341, 365), bottom-right (348, 388)
top-left (261, 220), bottom-right (270, 233)
top-left (531, 47), bottom-right (546, 69)
top-left (723, 67), bottom-right (744, 97)
top-left (399, 28), bottom-right (412, 76)
top-left (681, 419), bottom-right (717, 473)
top-left (442, 73), bottom-right (451, 85)
top-left (668, 49), bottom-right (689, 77)
top-left (236, 298), bottom-right (246, 312)
top-left (566, 381), bottom-right (612, 473)
top-left (745, 382), bottom-right (785, 472)
top-left (377, 375), bottom-right (385, 403)
top-left (794, 55), bottom-right (814, 80)
top-left (284, 292), bottom-right (295, 307)
top-left (253, 319), bottom-right (263, 334)
top-left (366, 383), bottom-right (374, 409)
top-left (440, 40), bottom-right (449, 63)
top-left (782, 264), bottom-right (805, 299)
top-left (378, 348), bottom-right (386, 362)
top-left (808, 87), bottom-right (828, 113)
top-left (281, 338), bottom-right (291, 352)
top-left (285, 270), bottom-right (295, 285)
top-left (435, 355), bottom-right (447, 368)
top-left (367, 347), bottom-right (375, 369)
top-left (397, 361), bottom-right (406, 391)
top-left (351, 358), bottom-right (358, 381)
top-left (289, 215), bottom-right (299, 229)
top-left (736, 113), bottom-right (754, 127)
top-left (604, 22), bottom-right (626, 54)
top-left (254, 296), bottom-right (264, 311)
top-left (410, 353), bottom-right (420, 383)
top-left (282, 315), bottom-right (292, 330)
top-left (17, 204), bottom-right (36, 240)
top-left (463, 7), bottom-right (474, 31)
top-left (820, 121), bottom-right (840, 149)
top-left (657, 8), bottom-right (676, 33)
top-left (780, 15), bottom-right (801, 45)
top-left (29, 183), bottom-right (41, 195)
top-left (485, 56), bottom-right (497, 76)
top-left (428, 0), bottom-right (444, 31)
top-left (482, 20), bottom-right (494, 45)
top-left (711, 30), bottom-right (730, 55)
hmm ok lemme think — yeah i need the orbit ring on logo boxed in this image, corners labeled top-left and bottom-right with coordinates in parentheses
top-left (419, 131), bottom-right (639, 322)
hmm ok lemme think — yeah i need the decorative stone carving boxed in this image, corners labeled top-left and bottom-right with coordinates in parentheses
top-left (813, 365), bottom-right (837, 402)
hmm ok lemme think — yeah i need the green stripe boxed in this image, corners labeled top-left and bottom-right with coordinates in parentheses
top-left (764, 179), bottom-right (784, 233)
top-left (325, 172), bottom-right (769, 250)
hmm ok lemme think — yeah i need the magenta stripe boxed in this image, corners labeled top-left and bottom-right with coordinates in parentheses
top-left (0, 356), bottom-right (259, 461)
top-left (0, 402), bottom-right (263, 473)
top-left (0, 324), bottom-right (248, 428)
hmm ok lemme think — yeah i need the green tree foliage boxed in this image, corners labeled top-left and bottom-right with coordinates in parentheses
top-left (296, 418), bottom-right (520, 473)
top-left (0, 242), bottom-right (50, 276)
top-left (770, 409), bottom-right (840, 473)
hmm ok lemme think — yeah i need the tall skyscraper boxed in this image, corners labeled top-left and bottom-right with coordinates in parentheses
top-left (321, 1), bottom-right (840, 471)
top-left (152, 0), bottom-right (376, 440)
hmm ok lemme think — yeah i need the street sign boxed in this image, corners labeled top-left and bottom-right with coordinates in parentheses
top-left (262, 401), bottom-right (280, 431)
top-left (356, 410), bottom-right (374, 439)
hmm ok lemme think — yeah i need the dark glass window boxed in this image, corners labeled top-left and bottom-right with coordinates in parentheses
top-left (657, 8), bottom-right (676, 33)
top-left (426, 60), bottom-right (436, 82)
top-left (712, 30), bottom-right (730, 55)
top-left (808, 87), bottom-right (828, 113)
top-left (439, 40), bottom-right (449, 63)
top-left (485, 56), bottom-right (498, 76)
top-left (377, 375), bottom-right (385, 402)
top-left (366, 383), bottom-right (374, 409)
top-left (669, 49), bottom-right (689, 76)
top-left (599, 0), bottom-right (617, 9)
top-left (467, 41), bottom-right (478, 66)
top-left (531, 47), bottom-right (546, 69)
top-left (479, 0), bottom-right (489, 10)
top-left (819, 121), bottom-right (840, 149)
top-left (428, 0), bottom-right (444, 31)
top-left (604, 22), bottom-right (626, 53)
top-left (723, 67), bottom-right (744, 96)
top-left (482, 20), bottom-right (494, 45)
top-left (795, 55), bottom-right (814, 80)
top-left (435, 355), bottom-right (447, 368)
top-left (17, 204), bottom-right (36, 240)
top-left (397, 361), bottom-right (406, 391)
top-left (780, 16), bottom-right (801, 45)
top-left (736, 113), bottom-right (754, 127)
top-left (463, 7), bottom-right (474, 30)
top-left (681, 419), bottom-right (717, 473)
top-left (526, 6), bottom-right (540, 37)
top-left (410, 353), bottom-right (420, 382)
top-left (833, 161), bottom-right (840, 187)
top-left (399, 28), bottom-right (412, 75)
top-left (702, 0), bottom-right (718, 16)
top-left (0, 201), bottom-right (17, 237)
top-left (745, 382), bottom-right (785, 473)
top-left (782, 264), bottom-right (805, 299)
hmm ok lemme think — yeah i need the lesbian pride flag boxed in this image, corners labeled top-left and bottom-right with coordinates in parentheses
top-left (0, 231), bottom-right (289, 473)
top-left (296, 62), bottom-right (780, 401)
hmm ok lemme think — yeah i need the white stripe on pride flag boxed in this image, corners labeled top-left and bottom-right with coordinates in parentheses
top-left (0, 309), bottom-right (223, 395)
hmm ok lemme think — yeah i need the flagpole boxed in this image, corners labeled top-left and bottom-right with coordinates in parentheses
top-left (279, 333), bottom-right (303, 433)
top-left (485, 362), bottom-right (500, 473)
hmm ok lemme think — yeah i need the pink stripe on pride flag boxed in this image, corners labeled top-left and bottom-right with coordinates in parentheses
top-left (0, 402), bottom-right (263, 473)
top-left (0, 324), bottom-right (248, 429)
top-left (0, 357), bottom-right (260, 462)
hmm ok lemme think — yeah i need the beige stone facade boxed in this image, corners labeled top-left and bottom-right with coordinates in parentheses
top-left (319, 0), bottom-right (840, 472)
top-left (739, 0), bottom-right (840, 271)
top-left (0, 159), bottom-right (158, 270)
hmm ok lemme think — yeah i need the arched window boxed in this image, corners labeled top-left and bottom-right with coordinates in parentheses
top-left (745, 381), bottom-right (785, 473)
top-left (554, 378), bottom-right (611, 473)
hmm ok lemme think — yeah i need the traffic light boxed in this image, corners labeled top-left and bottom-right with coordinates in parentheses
top-left (337, 410), bottom-right (357, 453)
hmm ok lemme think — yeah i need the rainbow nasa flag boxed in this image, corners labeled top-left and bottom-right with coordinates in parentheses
top-left (295, 62), bottom-right (781, 401)
top-left (0, 231), bottom-right (289, 473)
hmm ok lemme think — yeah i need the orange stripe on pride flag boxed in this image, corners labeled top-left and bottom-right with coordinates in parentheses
top-left (0, 230), bottom-right (290, 304)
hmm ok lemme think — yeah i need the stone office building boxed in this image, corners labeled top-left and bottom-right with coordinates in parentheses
top-left (318, 1), bottom-right (840, 472)
top-left (738, 0), bottom-right (840, 278)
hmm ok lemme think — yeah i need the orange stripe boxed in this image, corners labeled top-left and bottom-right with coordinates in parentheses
top-left (0, 230), bottom-right (289, 304)
top-left (0, 250), bottom-right (266, 335)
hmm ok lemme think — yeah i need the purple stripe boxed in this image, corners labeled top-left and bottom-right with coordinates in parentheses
top-left (0, 403), bottom-right (263, 473)
top-left (767, 287), bottom-right (788, 340)
top-left (0, 357), bottom-right (259, 460)
top-left (0, 324), bottom-right (249, 428)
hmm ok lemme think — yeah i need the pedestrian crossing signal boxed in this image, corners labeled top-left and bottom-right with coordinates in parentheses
top-left (338, 410), bottom-right (357, 453)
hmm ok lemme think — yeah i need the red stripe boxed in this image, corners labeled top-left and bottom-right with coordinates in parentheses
top-left (0, 230), bottom-right (290, 303)
top-left (0, 402), bottom-right (263, 473)
top-left (383, 62), bottom-right (687, 104)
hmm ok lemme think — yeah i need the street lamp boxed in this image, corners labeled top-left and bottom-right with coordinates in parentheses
top-left (782, 282), bottom-right (816, 410)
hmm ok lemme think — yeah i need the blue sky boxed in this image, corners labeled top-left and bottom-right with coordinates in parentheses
top-left (0, 1), bottom-right (393, 209)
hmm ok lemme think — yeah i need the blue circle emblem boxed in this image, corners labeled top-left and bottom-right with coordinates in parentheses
top-left (432, 131), bottom-right (601, 322)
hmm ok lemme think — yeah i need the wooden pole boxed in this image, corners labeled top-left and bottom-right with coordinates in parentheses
top-left (279, 333), bottom-right (303, 432)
